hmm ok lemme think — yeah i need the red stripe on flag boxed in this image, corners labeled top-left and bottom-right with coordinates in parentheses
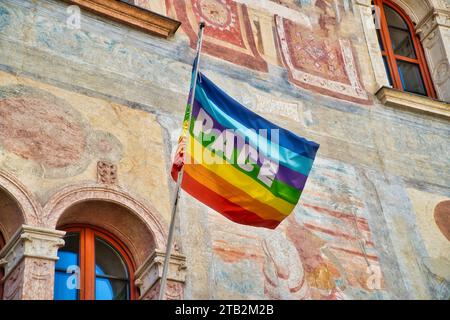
top-left (181, 171), bottom-right (281, 229)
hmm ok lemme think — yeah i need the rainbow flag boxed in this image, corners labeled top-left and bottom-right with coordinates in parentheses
top-left (171, 71), bottom-right (319, 229)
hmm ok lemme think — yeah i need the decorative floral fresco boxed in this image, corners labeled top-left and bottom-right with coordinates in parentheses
top-left (168, 0), bottom-right (268, 72)
top-left (275, 17), bottom-right (369, 104)
top-left (163, 0), bottom-right (369, 103)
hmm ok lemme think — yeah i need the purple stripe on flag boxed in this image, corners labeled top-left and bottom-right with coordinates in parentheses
top-left (191, 100), bottom-right (308, 190)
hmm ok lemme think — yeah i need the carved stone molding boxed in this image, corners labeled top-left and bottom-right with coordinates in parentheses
top-left (0, 170), bottom-right (42, 227)
top-left (413, 6), bottom-right (450, 102)
top-left (97, 161), bottom-right (118, 185)
top-left (134, 249), bottom-right (187, 300)
top-left (2, 260), bottom-right (24, 300)
top-left (62, 0), bottom-right (181, 38)
top-left (140, 280), bottom-right (184, 300)
top-left (376, 86), bottom-right (450, 119)
top-left (42, 184), bottom-right (168, 250)
top-left (0, 225), bottom-right (65, 279)
top-left (21, 257), bottom-right (57, 300)
top-left (416, 9), bottom-right (450, 43)
top-left (433, 59), bottom-right (450, 85)
top-left (356, 1), bottom-right (390, 90)
top-left (355, 0), bottom-right (371, 6)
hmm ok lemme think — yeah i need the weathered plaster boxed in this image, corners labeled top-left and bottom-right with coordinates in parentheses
top-left (0, 0), bottom-right (448, 300)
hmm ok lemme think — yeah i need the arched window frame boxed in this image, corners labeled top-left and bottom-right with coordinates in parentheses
top-left (374, 0), bottom-right (436, 98)
top-left (57, 224), bottom-right (137, 300)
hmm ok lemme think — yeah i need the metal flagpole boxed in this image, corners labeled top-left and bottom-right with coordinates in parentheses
top-left (158, 21), bottom-right (205, 301)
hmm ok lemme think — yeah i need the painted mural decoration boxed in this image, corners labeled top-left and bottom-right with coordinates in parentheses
top-left (168, 0), bottom-right (268, 72)
top-left (209, 158), bottom-right (384, 300)
top-left (0, 85), bottom-right (123, 179)
top-left (275, 18), bottom-right (369, 104)
top-left (407, 189), bottom-right (450, 299)
top-left (274, 0), bottom-right (369, 103)
top-left (162, 0), bottom-right (369, 103)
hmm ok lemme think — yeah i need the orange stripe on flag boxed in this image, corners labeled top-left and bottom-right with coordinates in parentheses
top-left (182, 170), bottom-right (281, 229)
top-left (183, 160), bottom-right (287, 222)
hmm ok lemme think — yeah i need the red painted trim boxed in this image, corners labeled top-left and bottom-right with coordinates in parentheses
top-left (58, 225), bottom-right (137, 300)
top-left (168, 0), bottom-right (268, 72)
top-left (375, 0), bottom-right (436, 98)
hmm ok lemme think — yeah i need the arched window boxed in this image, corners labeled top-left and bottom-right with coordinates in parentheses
top-left (54, 225), bottom-right (136, 300)
top-left (374, 0), bottom-right (436, 98)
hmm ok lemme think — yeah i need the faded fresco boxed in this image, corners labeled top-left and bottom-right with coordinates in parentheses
top-left (407, 189), bottom-right (450, 299)
top-left (168, 0), bottom-right (268, 72)
top-left (0, 71), bottom-right (171, 219)
top-left (0, 0), bottom-right (449, 300)
top-left (163, 0), bottom-right (369, 103)
top-left (206, 158), bottom-right (384, 300)
top-left (275, 11), bottom-right (369, 103)
top-left (0, 85), bottom-right (122, 178)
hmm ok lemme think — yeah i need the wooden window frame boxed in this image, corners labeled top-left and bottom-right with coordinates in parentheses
top-left (374, 0), bottom-right (436, 98)
top-left (58, 224), bottom-right (137, 300)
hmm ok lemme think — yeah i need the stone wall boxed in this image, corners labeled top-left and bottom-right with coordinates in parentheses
top-left (0, 0), bottom-right (448, 299)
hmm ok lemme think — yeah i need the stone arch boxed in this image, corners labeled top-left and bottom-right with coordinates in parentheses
top-left (390, 0), bottom-right (432, 24)
top-left (42, 183), bottom-right (168, 266)
top-left (0, 170), bottom-right (41, 239)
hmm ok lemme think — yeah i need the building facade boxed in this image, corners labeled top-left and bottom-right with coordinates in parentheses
top-left (0, 0), bottom-right (449, 300)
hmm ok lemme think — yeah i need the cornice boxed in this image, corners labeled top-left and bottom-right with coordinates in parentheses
top-left (416, 8), bottom-right (450, 41)
top-left (0, 225), bottom-right (65, 279)
top-left (376, 86), bottom-right (450, 120)
top-left (62, 0), bottom-right (181, 38)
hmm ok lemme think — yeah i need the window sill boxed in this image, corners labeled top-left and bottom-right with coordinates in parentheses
top-left (375, 86), bottom-right (450, 120)
top-left (62, 0), bottom-right (181, 38)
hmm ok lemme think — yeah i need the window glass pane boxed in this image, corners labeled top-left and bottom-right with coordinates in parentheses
top-left (397, 60), bottom-right (427, 96)
top-left (55, 271), bottom-right (79, 300)
top-left (382, 56), bottom-right (393, 86)
top-left (55, 233), bottom-right (79, 270)
top-left (55, 232), bottom-right (80, 300)
top-left (95, 278), bottom-right (129, 300)
top-left (95, 237), bottom-right (128, 279)
top-left (384, 5), bottom-right (407, 30)
top-left (388, 27), bottom-right (416, 58)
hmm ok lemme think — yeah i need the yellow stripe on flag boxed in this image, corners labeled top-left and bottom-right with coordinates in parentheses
top-left (187, 135), bottom-right (295, 216)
